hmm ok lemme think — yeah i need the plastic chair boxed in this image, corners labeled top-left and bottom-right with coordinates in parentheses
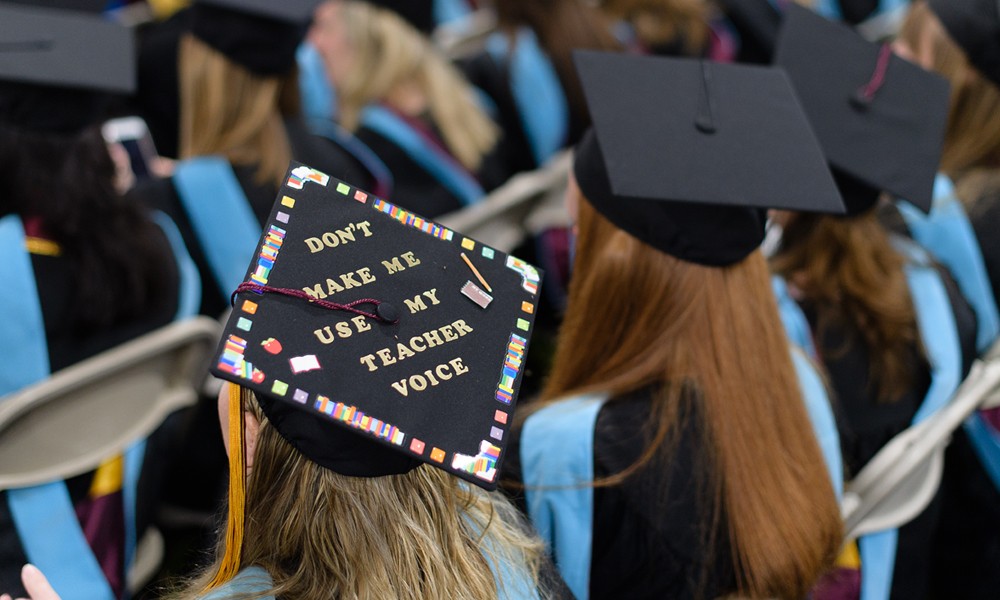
top-left (842, 339), bottom-right (1000, 539)
top-left (437, 149), bottom-right (570, 253)
top-left (0, 316), bottom-right (221, 594)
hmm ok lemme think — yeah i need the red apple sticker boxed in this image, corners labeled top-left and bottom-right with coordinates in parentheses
top-left (251, 369), bottom-right (265, 384)
top-left (261, 338), bottom-right (283, 355)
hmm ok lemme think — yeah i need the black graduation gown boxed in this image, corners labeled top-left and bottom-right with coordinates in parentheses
top-left (457, 50), bottom-right (547, 176)
top-left (797, 265), bottom-right (977, 600)
top-left (907, 175), bottom-right (1000, 599)
top-left (133, 118), bottom-right (375, 317)
top-left (504, 389), bottom-right (739, 600)
top-left (354, 116), bottom-right (508, 220)
top-left (0, 218), bottom-right (181, 598)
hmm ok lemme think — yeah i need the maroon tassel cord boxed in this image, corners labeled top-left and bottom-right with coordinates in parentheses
top-left (231, 282), bottom-right (398, 324)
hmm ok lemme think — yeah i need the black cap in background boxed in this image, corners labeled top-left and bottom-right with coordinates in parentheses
top-left (0, 2), bottom-right (134, 133)
top-left (190, 0), bottom-right (322, 75)
top-left (572, 50), bottom-right (843, 266)
top-left (929, 0), bottom-right (1000, 88)
top-left (774, 4), bottom-right (950, 213)
top-left (211, 163), bottom-right (543, 489)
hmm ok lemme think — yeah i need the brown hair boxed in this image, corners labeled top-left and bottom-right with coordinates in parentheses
top-left (771, 211), bottom-right (922, 404)
top-left (599, 0), bottom-right (710, 55)
top-left (496, 0), bottom-right (622, 133)
top-left (537, 196), bottom-right (842, 598)
top-left (898, 1), bottom-right (1000, 176)
top-left (178, 34), bottom-right (296, 186)
top-left (172, 388), bottom-right (549, 600)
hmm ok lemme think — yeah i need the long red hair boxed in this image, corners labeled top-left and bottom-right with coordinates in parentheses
top-left (537, 196), bottom-right (842, 598)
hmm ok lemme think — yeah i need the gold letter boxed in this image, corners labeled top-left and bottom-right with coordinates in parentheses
top-left (440, 325), bottom-right (458, 342)
top-left (452, 320), bottom-right (474, 336)
top-left (352, 315), bottom-right (372, 333)
top-left (404, 295), bottom-right (428, 314)
top-left (376, 348), bottom-right (397, 366)
top-left (335, 321), bottom-right (352, 338)
top-left (305, 237), bottom-right (324, 253)
top-left (402, 251), bottom-right (421, 267)
top-left (359, 354), bottom-right (378, 372)
top-left (313, 326), bottom-right (335, 344)
top-left (449, 357), bottom-right (469, 375)
top-left (382, 257), bottom-right (405, 275)
top-left (303, 284), bottom-right (327, 300)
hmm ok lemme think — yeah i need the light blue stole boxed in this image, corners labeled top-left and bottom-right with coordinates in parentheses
top-left (772, 238), bottom-right (962, 600)
top-left (172, 157), bottom-right (262, 299)
top-left (485, 28), bottom-right (569, 168)
top-left (897, 176), bottom-right (1000, 493)
top-left (359, 105), bottom-right (485, 207)
top-left (0, 212), bottom-right (199, 600)
top-left (520, 353), bottom-right (840, 600)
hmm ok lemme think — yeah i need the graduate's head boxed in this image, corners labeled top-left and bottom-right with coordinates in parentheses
top-left (199, 163), bottom-right (546, 596)
top-left (897, 0), bottom-right (1000, 172)
top-left (207, 383), bottom-right (543, 600)
top-left (309, 0), bottom-right (498, 171)
top-left (774, 4), bottom-right (951, 214)
top-left (542, 51), bottom-right (843, 598)
top-left (176, 32), bottom-right (295, 185)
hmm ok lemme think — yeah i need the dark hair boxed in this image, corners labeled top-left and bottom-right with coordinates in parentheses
top-left (0, 124), bottom-right (176, 333)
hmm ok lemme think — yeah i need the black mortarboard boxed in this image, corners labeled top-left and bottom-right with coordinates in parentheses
top-left (0, 3), bottom-right (134, 133)
top-left (929, 0), bottom-right (1000, 88)
top-left (572, 50), bottom-right (843, 266)
top-left (774, 4), bottom-right (951, 214)
top-left (210, 163), bottom-right (543, 489)
top-left (191, 0), bottom-right (321, 75)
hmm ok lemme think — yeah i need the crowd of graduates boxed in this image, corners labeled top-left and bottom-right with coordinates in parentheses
top-left (1, 0), bottom-right (1000, 598)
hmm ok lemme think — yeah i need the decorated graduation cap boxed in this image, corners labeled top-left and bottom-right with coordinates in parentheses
top-left (929, 0), bottom-right (1000, 87)
top-left (0, 2), bottom-right (134, 133)
top-left (774, 4), bottom-right (951, 214)
top-left (211, 163), bottom-right (543, 488)
top-left (191, 0), bottom-right (321, 75)
top-left (572, 50), bottom-right (843, 266)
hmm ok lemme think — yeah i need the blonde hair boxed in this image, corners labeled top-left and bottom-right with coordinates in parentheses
top-left (173, 388), bottom-right (548, 600)
top-left (536, 197), bottom-right (841, 598)
top-left (317, 0), bottom-right (498, 172)
top-left (178, 34), bottom-right (294, 186)
top-left (899, 1), bottom-right (1000, 176)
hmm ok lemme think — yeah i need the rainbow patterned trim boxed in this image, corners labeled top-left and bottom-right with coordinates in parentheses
top-left (452, 440), bottom-right (502, 482)
top-left (314, 395), bottom-right (406, 445)
top-left (495, 333), bottom-right (526, 404)
top-left (250, 225), bottom-right (286, 285)
top-left (505, 256), bottom-right (540, 295)
top-left (372, 198), bottom-right (454, 241)
top-left (217, 335), bottom-right (263, 383)
top-left (286, 165), bottom-right (330, 189)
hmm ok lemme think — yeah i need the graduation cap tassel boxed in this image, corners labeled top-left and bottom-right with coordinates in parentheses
top-left (851, 43), bottom-right (892, 110)
top-left (205, 383), bottom-right (247, 590)
top-left (695, 60), bottom-right (717, 134)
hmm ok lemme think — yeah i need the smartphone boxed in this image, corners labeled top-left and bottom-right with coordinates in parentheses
top-left (102, 116), bottom-right (160, 179)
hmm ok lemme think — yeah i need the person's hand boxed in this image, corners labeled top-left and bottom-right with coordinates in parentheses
top-left (0, 564), bottom-right (61, 600)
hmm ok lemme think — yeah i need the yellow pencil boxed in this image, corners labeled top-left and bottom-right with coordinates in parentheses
top-left (461, 253), bottom-right (492, 293)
